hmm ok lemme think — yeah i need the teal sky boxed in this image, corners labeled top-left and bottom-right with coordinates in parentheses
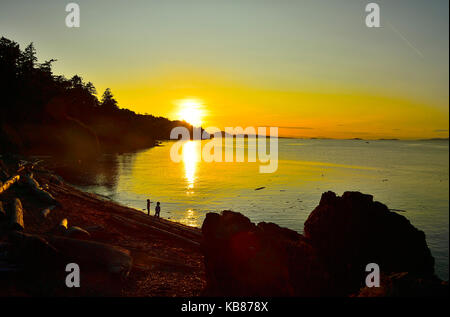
top-left (1, 0), bottom-right (448, 138)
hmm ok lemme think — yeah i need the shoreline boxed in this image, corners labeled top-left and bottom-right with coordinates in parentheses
top-left (0, 155), bottom-right (206, 296)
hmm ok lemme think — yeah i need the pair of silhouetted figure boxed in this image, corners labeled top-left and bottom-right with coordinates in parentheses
top-left (147, 199), bottom-right (161, 218)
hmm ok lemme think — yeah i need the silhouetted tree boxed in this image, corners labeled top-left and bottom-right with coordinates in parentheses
top-left (84, 82), bottom-right (97, 95)
top-left (70, 75), bottom-right (83, 89)
top-left (18, 43), bottom-right (37, 76)
top-left (0, 37), bottom-right (21, 112)
top-left (100, 88), bottom-right (118, 110)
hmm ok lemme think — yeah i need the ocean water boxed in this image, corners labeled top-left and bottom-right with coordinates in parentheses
top-left (60, 138), bottom-right (449, 280)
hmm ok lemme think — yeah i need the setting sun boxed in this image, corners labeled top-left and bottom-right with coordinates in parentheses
top-left (176, 99), bottom-right (205, 127)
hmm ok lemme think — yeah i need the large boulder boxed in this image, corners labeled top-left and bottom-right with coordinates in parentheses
top-left (201, 191), bottom-right (441, 297)
top-left (304, 191), bottom-right (435, 294)
top-left (201, 210), bottom-right (329, 296)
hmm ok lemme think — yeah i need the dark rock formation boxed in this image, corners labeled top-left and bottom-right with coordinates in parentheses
top-left (304, 191), bottom-right (435, 294)
top-left (201, 192), bottom-right (444, 297)
top-left (201, 210), bottom-right (330, 296)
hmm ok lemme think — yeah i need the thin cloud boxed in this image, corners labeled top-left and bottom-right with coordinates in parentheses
top-left (277, 126), bottom-right (314, 130)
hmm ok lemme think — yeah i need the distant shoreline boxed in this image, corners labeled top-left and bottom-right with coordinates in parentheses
top-left (176, 134), bottom-right (449, 141)
top-left (274, 136), bottom-right (449, 141)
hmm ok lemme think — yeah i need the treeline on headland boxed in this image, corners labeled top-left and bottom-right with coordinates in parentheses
top-left (0, 36), bottom-right (192, 160)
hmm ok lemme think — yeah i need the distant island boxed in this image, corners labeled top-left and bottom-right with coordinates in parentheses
top-left (419, 138), bottom-right (449, 141)
top-left (0, 37), bottom-right (193, 161)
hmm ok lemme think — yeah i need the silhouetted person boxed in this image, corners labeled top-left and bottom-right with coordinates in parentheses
top-left (146, 199), bottom-right (151, 215)
top-left (155, 202), bottom-right (161, 218)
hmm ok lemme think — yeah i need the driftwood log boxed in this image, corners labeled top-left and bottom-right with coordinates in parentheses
top-left (0, 201), bottom-right (6, 220)
top-left (7, 231), bottom-right (61, 269)
top-left (65, 226), bottom-right (91, 239)
top-left (9, 198), bottom-right (24, 231)
top-left (84, 225), bottom-right (105, 232)
top-left (7, 231), bottom-right (131, 276)
top-left (23, 174), bottom-right (58, 205)
top-left (0, 175), bottom-right (20, 195)
top-left (45, 235), bottom-right (132, 277)
top-left (16, 160), bottom-right (42, 174)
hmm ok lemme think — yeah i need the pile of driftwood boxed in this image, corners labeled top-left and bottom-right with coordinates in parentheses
top-left (0, 157), bottom-right (132, 279)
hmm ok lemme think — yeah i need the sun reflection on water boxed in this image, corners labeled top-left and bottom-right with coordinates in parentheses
top-left (180, 208), bottom-right (198, 227)
top-left (182, 141), bottom-right (200, 191)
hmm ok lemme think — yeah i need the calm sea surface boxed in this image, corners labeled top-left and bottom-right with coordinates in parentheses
top-left (57, 138), bottom-right (449, 280)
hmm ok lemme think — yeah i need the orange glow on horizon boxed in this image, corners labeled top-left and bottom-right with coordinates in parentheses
top-left (110, 75), bottom-right (448, 140)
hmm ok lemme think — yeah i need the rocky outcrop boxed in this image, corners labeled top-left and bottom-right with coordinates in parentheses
top-left (201, 211), bottom-right (329, 296)
top-left (304, 191), bottom-right (435, 294)
top-left (201, 191), bottom-right (445, 296)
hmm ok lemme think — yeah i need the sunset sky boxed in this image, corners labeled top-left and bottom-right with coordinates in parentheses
top-left (1, 0), bottom-right (448, 139)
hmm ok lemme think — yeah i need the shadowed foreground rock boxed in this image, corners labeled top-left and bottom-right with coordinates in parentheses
top-left (201, 191), bottom-right (447, 297)
top-left (304, 191), bottom-right (436, 294)
top-left (201, 211), bottom-right (330, 296)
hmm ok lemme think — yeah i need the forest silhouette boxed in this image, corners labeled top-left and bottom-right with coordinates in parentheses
top-left (0, 36), bottom-right (193, 160)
